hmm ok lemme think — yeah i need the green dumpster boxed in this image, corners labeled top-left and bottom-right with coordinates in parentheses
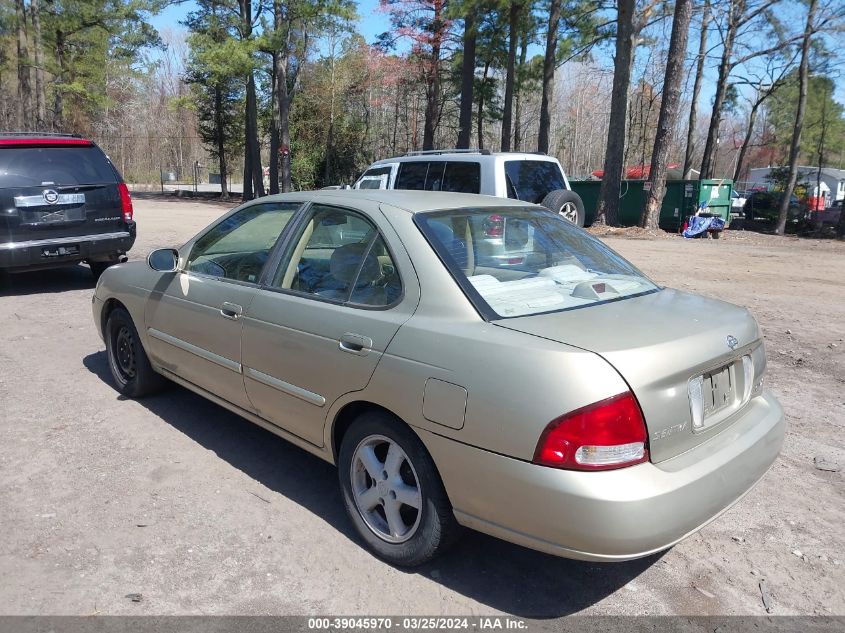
top-left (571, 179), bottom-right (733, 231)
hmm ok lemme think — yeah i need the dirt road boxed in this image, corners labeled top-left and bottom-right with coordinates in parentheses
top-left (1, 196), bottom-right (842, 617)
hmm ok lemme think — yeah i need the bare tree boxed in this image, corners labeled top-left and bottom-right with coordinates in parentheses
top-left (16, 0), bottom-right (32, 130)
top-left (538, 0), bottom-right (561, 154)
top-left (500, 1), bottom-right (522, 152)
top-left (30, 0), bottom-right (46, 130)
top-left (595, 0), bottom-right (657, 225)
top-left (456, 8), bottom-right (477, 149)
top-left (682, 0), bottom-right (710, 178)
top-left (731, 51), bottom-right (797, 182)
top-left (640, 0), bottom-right (693, 229)
top-left (775, 0), bottom-right (817, 234)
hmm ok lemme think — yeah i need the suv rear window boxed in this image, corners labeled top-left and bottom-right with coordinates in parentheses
top-left (504, 160), bottom-right (565, 204)
top-left (0, 145), bottom-right (117, 188)
top-left (396, 161), bottom-right (480, 194)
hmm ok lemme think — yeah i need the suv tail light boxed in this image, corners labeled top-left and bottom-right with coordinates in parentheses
top-left (483, 214), bottom-right (504, 237)
top-left (118, 182), bottom-right (134, 223)
top-left (533, 392), bottom-right (649, 470)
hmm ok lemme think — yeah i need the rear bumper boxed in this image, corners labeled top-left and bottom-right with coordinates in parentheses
top-left (0, 226), bottom-right (136, 271)
top-left (420, 391), bottom-right (785, 561)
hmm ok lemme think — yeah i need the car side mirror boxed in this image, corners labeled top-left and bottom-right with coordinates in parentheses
top-left (148, 248), bottom-right (179, 272)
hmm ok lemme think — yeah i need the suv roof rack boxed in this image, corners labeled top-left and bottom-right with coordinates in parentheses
top-left (0, 131), bottom-right (83, 139)
top-left (403, 148), bottom-right (491, 157)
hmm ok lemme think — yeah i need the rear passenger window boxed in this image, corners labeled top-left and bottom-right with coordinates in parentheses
top-left (395, 161), bottom-right (480, 193)
top-left (424, 162), bottom-right (446, 190)
top-left (395, 162), bottom-right (428, 190)
top-left (442, 162), bottom-right (480, 193)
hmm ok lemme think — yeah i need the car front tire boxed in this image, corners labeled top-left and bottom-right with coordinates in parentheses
top-left (338, 411), bottom-right (461, 566)
top-left (542, 189), bottom-right (586, 227)
top-left (105, 307), bottom-right (166, 398)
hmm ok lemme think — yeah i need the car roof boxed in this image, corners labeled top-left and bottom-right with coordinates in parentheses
top-left (0, 133), bottom-right (93, 147)
top-left (367, 151), bottom-right (560, 166)
top-left (255, 189), bottom-right (535, 214)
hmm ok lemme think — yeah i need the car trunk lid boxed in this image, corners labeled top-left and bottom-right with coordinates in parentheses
top-left (494, 288), bottom-right (764, 463)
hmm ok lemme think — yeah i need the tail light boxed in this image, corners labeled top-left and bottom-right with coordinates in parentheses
top-left (483, 214), bottom-right (504, 237)
top-left (533, 392), bottom-right (649, 470)
top-left (118, 182), bottom-right (134, 223)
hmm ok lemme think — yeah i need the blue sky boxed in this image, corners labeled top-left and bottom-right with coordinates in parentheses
top-left (150, 0), bottom-right (391, 45)
top-left (148, 1), bottom-right (842, 114)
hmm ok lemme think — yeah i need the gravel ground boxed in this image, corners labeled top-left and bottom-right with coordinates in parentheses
top-left (1, 196), bottom-right (843, 618)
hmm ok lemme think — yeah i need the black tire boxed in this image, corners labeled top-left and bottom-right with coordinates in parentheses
top-left (541, 189), bottom-right (586, 227)
top-left (105, 307), bottom-right (166, 398)
top-left (89, 261), bottom-right (113, 280)
top-left (338, 411), bottom-right (461, 567)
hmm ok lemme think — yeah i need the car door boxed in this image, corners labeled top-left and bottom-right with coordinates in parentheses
top-left (144, 200), bottom-right (303, 411)
top-left (240, 201), bottom-right (420, 446)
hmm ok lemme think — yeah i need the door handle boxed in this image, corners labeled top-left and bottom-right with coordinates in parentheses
top-left (338, 332), bottom-right (372, 355)
top-left (220, 302), bottom-right (243, 320)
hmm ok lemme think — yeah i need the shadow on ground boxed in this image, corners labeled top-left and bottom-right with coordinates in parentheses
top-left (83, 350), bottom-right (659, 617)
top-left (0, 264), bottom-right (95, 297)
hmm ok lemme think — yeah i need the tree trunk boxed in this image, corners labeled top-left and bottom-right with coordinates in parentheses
top-left (422, 0), bottom-right (444, 150)
top-left (456, 11), bottom-right (476, 149)
top-left (214, 85), bottom-right (229, 199)
top-left (595, 0), bottom-right (636, 226)
top-left (682, 0), bottom-right (710, 179)
top-left (776, 0), bottom-right (816, 235)
top-left (640, 0), bottom-right (693, 229)
top-left (700, 0), bottom-right (737, 179)
top-left (500, 1), bottom-right (520, 152)
top-left (324, 33), bottom-right (337, 184)
top-left (269, 51), bottom-right (280, 195)
top-left (733, 100), bottom-right (759, 182)
top-left (538, 0), bottom-right (562, 154)
top-left (53, 29), bottom-right (64, 130)
top-left (30, 0), bottom-right (46, 130)
top-left (245, 71), bottom-right (264, 200)
top-left (477, 59), bottom-right (491, 150)
top-left (277, 60), bottom-right (292, 192)
top-left (513, 35), bottom-right (528, 152)
top-left (16, 0), bottom-right (32, 130)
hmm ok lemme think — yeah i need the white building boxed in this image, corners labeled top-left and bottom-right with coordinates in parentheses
top-left (747, 166), bottom-right (845, 206)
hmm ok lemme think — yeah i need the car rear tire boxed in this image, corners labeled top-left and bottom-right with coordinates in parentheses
top-left (338, 411), bottom-right (461, 567)
top-left (89, 261), bottom-right (112, 280)
top-left (105, 307), bottom-right (166, 398)
top-left (542, 189), bottom-right (586, 227)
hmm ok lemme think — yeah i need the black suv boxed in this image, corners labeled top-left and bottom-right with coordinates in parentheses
top-left (0, 133), bottom-right (136, 277)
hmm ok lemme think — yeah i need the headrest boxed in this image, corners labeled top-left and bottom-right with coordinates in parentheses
top-left (428, 220), bottom-right (467, 268)
top-left (330, 242), bottom-right (381, 286)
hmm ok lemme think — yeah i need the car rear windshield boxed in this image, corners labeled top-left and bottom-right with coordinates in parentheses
top-left (415, 207), bottom-right (659, 319)
top-left (0, 145), bottom-right (117, 188)
top-left (504, 160), bottom-right (565, 203)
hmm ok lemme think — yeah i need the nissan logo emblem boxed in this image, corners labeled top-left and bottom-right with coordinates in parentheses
top-left (43, 189), bottom-right (59, 204)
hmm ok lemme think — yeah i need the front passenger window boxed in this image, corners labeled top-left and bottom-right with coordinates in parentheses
top-left (185, 202), bottom-right (300, 283)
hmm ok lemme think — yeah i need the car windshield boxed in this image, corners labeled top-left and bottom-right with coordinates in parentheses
top-left (416, 207), bottom-right (659, 318)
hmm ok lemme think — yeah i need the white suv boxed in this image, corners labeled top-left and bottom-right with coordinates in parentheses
top-left (353, 150), bottom-right (588, 226)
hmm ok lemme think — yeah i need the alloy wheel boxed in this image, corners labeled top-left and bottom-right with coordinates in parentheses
top-left (559, 201), bottom-right (578, 223)
top-left (350, 434), bottom-right (423, 543)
